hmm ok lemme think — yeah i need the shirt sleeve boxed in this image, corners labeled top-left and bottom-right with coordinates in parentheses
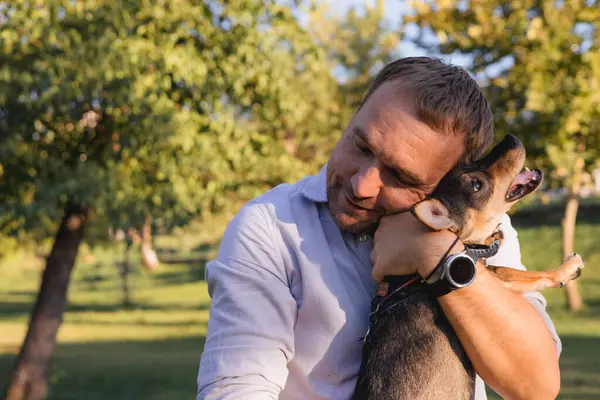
top-left (486, 214), bottom-right (562, 356)
top-left (197, 201), bottom-right (297, 399)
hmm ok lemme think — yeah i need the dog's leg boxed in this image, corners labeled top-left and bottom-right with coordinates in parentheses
top-left (486, 253), bottom-right (584, 292)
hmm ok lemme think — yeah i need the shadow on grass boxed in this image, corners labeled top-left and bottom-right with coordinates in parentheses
top-left (1, 258), bottom-right (210, 323)
top-left (1, 333), bottom-right (598, 400)
top-left (0, 301), bottom-right (36, 319)
top-left (151, 262), bottom-right (207, 286)
top-left (69, 301), bottom-right (210, 313)
top-left (486, 334), bottom-right (600, 400)
top-left (191, 242), bottom-right (219, 254)
top-left (511, 203), bottom-right (600, 229)
top-left (557, 334), bottom-right (600, 399)
top-left (0, 299), bottom-right (210, 322)
top-left (0, 336), bottom-right (206, 400)
top-left (155, 240), bottom-right (218, 256)
top-left (4, 290), bottom-right (40, 297)
top-left (64, 318), bottom-right (204, 328)
top-left (571, 299), bottom-right (600, 320)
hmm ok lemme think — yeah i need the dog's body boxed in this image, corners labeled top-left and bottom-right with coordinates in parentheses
top-left (352, 135), bottom-right (584, 400)
top-left (354, 279), bottom-right (474, 399)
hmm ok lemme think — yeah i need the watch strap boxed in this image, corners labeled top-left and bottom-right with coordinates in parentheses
top-left (422, 237), bottom-right (499, 298)
top-left (422, 235), bottom-right (461, 283)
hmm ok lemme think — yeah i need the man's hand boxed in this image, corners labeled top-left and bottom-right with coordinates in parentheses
top-left (370, 211), bottom-right (464, 282)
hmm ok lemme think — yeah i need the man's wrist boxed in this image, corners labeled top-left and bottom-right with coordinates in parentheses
top-left (417, 262), bottom-right (438, 280)
top-left (417, 238), bottom-right (465, 279)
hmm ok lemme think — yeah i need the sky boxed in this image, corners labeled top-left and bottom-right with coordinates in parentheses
top-left (323, 0), bottom-right (475, 69)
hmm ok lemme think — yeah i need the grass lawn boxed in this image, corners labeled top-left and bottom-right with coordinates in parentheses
top-left (1, 207), bottom-right (599, 399)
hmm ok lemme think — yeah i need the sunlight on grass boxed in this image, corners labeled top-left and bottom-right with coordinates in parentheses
top-left (486, 217), bottom-right (600, 400)
top-left (1, 210), bottom-right (599, 399)
top-left (0, 215), bottom-right (223, 399)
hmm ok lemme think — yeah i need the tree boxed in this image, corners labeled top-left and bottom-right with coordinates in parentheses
top-left (407, 0), bottom-right (600, 311)
top-left (0, 1), bottom-right (342, 398)
top-left (546, 139), bottom-right (594, 311)
top-left (307, 0), bottom-right (402, 112)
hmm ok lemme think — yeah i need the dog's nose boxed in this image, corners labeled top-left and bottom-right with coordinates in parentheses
top-left (499, 134), bottom-right (523, 151)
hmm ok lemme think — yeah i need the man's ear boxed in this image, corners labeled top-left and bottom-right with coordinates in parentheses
top-left (412, 199), bottom-right (457, 232)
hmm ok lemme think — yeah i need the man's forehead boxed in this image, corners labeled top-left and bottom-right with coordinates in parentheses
top-left (355, 111), bottom-right (464, 187)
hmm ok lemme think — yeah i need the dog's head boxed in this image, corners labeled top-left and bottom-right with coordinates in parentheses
top-left (413, 134), bottom-right (542, 245)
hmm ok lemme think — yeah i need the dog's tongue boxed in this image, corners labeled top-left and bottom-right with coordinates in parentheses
top-left (510, 169), bottom-right (539, 188)
top-left (506, 168), bottom-right (543, 201)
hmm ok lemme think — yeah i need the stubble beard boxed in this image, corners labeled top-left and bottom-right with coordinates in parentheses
top-left (326, 182), bottom-right (379, 235)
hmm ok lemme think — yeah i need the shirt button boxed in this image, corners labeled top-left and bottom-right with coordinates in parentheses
top-left (358, 234), bottom-right (368, 242)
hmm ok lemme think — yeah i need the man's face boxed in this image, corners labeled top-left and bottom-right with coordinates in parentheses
top-left (326, 82), bottom-right (467, 234)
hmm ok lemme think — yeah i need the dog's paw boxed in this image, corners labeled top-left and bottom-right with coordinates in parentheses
top-left (555, 253), bottom-right (584, 288)
top-left (563, 252), bottom-right (582, 263)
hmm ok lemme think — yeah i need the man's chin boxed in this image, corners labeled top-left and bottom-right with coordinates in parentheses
top-left (326, 185), bottom-right (379, 234)
top-left (330, 211), bottom-right (378, 235)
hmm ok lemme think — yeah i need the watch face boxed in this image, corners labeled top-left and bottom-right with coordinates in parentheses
top-left (447, 255), bottom-right (477, 287)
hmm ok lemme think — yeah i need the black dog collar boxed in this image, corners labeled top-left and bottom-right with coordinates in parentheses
top-left (361, 239), bottom-right (501, 344)
top-left (464, 239), bottom-right (501, 259)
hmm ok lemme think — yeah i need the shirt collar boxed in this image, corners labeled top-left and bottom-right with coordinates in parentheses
top-left (301, 164), bottom-right (373, 242)
top-left (301, 164), bottom-right (328, 203)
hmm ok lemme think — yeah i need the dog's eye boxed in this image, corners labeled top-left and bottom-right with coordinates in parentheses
top-left (472, 180), bottom-right (482, 192)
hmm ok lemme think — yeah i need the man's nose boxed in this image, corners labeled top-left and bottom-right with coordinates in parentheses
top-left (351, 164), bottom-right (382, 199)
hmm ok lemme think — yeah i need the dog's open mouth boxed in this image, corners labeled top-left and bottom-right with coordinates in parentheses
top-left (506, 168), bottom-right (543, 202)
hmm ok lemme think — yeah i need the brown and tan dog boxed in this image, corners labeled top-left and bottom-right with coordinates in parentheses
top-left (352, 134), bottom-right (584, 400)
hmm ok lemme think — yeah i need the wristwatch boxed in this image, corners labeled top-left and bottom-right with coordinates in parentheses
top-left (424, 250), bottom-right (478, 297)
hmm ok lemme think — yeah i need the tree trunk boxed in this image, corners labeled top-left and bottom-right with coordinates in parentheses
top-left (116, 244), bottom-right (133, 309)
top-left (126, 216), bottom-right (159, 271)
top-left (140, 216), bottom-right (159, 271)
top-left (4, 203), bottom-right (88, 400)
top-left (562, 156), bottom-right (584, 312)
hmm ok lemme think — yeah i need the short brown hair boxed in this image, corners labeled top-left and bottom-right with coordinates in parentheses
top-left (358, 57), bottom-right (494, 162)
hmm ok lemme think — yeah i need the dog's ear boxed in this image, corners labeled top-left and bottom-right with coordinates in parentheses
top-left (413, 199), bottom-right (458, 232)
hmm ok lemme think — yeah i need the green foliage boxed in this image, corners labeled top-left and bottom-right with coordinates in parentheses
top-left (307, 0), bottom-right (401, 111)
top-left (546, 141), bottom-right (595, 188)
top-left (0, 0), bottom-right (343, 245)
top-left (407, 0), bottom-right (600, 184)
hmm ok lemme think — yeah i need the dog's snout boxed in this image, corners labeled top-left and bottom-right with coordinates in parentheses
top-left (500, 134), bottom-right (522, 151)
top-left (478, 134), bottom-right (525, 169)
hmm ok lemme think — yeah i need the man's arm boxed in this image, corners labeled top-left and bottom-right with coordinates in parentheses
top-left (439, 267), bottom-right (559, 400)
top-left (436, 215), bottom-right (560, 400)
top-left (197, 202), bottom-right (296, 399)
top-left (371, 212), bottom-right (561, 400)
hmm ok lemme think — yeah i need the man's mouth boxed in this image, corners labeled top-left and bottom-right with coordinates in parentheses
top-left (506, 168), bottom-right (543, 202)
top-left (343, 191), bottom-right (376, 213)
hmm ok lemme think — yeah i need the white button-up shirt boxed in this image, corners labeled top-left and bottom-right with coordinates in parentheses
top-left (197, 165), bottom-right (560, 400)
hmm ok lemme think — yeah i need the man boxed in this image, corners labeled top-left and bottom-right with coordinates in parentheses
top-left (197, 57), bottom-right (561, 400)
